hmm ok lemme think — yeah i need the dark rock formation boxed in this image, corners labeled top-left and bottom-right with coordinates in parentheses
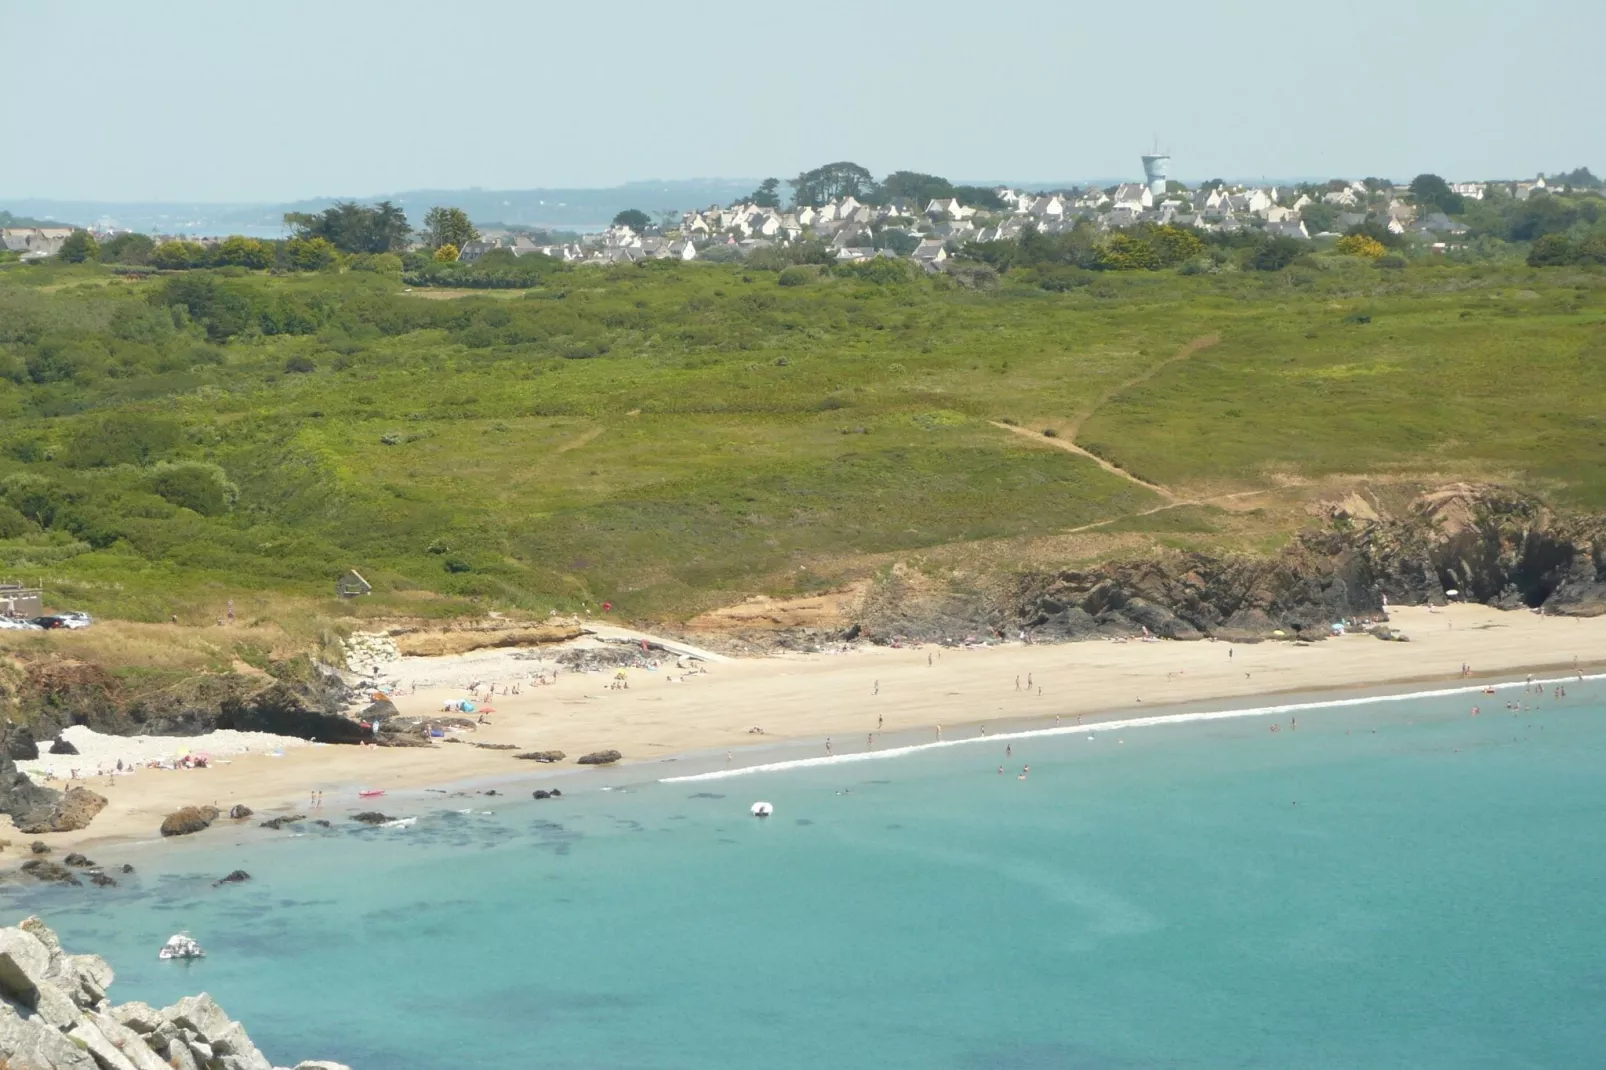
top-left (159, 805), bottom-right (218, 837)
top-left (89, 871), bottom-right (118, 887)
top-left (9, 659), bottom-right (362, 747)
top-left (1000, 484), bottom-right (1606, 641)
top-left (17, 786), bottom-right (108, 834)
top-left (47, 735), bottom-right (78, 755)
top-left (228, 803), bottom-right (253, 820)
top-left (532, 789), bottom-right (564, 800)
top-left (260, 813), bottom-right (305, 830)
top-left (18, 859), bottom-right (79, 885)
top-left (0, 755), bottom-right (61, 827)
top-left (514, 750), bottom-right (566, 762)
top-left (61, 853), bottom-right (93, 868)
top-left (29, 841), bottom-right (49, 854)
top-left (471, 742), bottom-right (519, 750)
top-left (351, 811), bottom-right (392, 825)
top-left (312, 819), bottom-right (331, 828)
top-left (119, 863), bottom-right (133, 873)
top-left (578, 749), bottom-right (622, 765)
top-left (213, 869), bottom-right (251, 886)
top-left (2, 723), bottom-right (39, 760)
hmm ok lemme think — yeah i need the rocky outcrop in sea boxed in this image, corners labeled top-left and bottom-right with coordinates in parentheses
top-left (0, 915), bottom-right (349, 1070)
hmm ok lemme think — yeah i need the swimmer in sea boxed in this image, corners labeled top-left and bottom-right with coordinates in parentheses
top-left (1006, 744), bottom-right (1012, 758)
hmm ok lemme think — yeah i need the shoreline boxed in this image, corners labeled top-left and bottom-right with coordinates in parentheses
top-left (5, 604), bottom-right (1605, 864)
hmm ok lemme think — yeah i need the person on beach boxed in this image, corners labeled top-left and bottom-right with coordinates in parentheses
top-left (878, 714), bottom-right (884, 730)
top-left (874, 680), bottom-right (880, 696)
top-left (936, 724), bottom-right (943, 740)
top-left (825, 737), bottom-right (833, 756)
top-left (868, 734), bottom-right (874, 750)
top-left (1015, 675), bottom-right (1020, 691)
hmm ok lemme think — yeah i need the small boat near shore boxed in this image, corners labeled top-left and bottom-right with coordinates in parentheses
top-left (750, 801), bottom-right (774, 818)
top-left (159, 932), bottom-right (205, 961)
top-left (358, 789), bottom-right (386, 798)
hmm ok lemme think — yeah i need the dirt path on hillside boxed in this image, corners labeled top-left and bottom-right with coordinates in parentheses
top-left (990, 334), bottom-right (1222, 504)
top-left (991, 421), bottom-right (1179, 501)
top-left (1068, 333), bottom-right (1220, 438)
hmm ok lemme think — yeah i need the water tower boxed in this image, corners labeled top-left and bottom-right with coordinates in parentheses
top-left (1141, 151), bottom-right (1170, 199)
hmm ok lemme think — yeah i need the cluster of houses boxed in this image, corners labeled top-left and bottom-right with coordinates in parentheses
top-left (465, 174), bottom-right (1507, 269)
top-left (0, 227), bottom-right (77, 261)
top-left (2, 174), bottom-right (1572, 270)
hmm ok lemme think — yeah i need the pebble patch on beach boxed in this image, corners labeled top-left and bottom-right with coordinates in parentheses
top-left (17, 723), bottom-right (312, 780)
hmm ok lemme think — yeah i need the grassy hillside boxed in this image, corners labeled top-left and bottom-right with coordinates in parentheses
top-left (0, 257), bottom-right (1602, 625)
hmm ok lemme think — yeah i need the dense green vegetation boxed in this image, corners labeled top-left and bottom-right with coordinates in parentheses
top-left (0, 252), bottom-right (1601, 625)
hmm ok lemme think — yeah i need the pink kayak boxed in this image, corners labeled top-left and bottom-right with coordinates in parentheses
top-left (358, 789), bottom-right (386, 799)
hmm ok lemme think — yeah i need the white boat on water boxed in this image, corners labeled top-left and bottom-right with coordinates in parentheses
top-left (158, 933), bottom-right (205, 961)
top-left (750, 801), bottom-right (774, 818)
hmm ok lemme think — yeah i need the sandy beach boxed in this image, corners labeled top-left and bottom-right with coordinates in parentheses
top-left (7, 604), bottom-right (1604, 859)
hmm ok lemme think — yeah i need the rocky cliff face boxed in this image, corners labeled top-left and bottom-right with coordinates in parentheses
top-left (821, 484), bottom-right (1606, 645)
top-left (1007, 484), bottom-right (1606, 640)
top-left (0, 661), bottom-right (360, 746)
top-left (0, 915), bottom-right (349, 1070)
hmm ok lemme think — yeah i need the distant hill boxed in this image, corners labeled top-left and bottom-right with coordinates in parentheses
top-left (2, 179), bottom-right (761, 237)
top-left (0, 209), bottom-right (76, 228)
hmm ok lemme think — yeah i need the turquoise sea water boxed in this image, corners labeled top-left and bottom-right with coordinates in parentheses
top-left (5, 681), bottom-right (1605, 1069)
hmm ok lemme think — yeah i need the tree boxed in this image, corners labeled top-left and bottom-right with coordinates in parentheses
top-left (1335, 234), bottom-right (1387, 259)
top-left (790, 161), bottom-right (874, 208)
top-left (748, 178), bottom-right (782, 208)
top-left (99, 232), bottom-right (155, 265)
top-left (953, 185), bottom-right (1007, 211)
top-left (150, 240), bottom-right (206, 269)
top-left (1344, 219), bottom-right (1403, 249)
top-left (1408, 174), bottom-right (1465, 215)
top-left (1526, 233), bottom-right (1577, 267)
top-left (1362, 177), bottom-right (1394, 193)
top-left (283, 200), bottom-right (411, 253)
top-left (1547, 167), bottom-right (1602, 190)
top-left (210, 235), bottom-right (273, 269)
top-left (433, 243), bottom-right (460, 263)
top-left (1299, 202), bottom-right (1339, 235)
top-left (422, 206), bottom-right (479, 250)
top-left (873, 171), bottom-right (954, 208)
top-left (283, 236), bottom-right (337, 272)
top-left (612, 209), bottom-right (651, 231)
top-left (1246, 235), bottom-right (1304, 271)
top-left (57, 230), bottom-right (99, 263)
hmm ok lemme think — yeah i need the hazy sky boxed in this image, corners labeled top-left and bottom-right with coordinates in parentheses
top-left (3, 0), bottom-right (1602, 202)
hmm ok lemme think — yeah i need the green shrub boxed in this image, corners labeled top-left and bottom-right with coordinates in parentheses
top-left (145, 462), bottom-right (238, 516)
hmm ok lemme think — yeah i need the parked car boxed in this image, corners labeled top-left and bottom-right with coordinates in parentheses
top-left (0, 617), bottom-right (43, 631)
top-left (58, 611), bottom-right (92, 629)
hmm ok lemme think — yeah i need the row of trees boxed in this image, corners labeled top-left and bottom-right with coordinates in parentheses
top-left (1527, 233), bottom-right (1606, 267)
top-left (738, 164), bottom-right (1007, 212)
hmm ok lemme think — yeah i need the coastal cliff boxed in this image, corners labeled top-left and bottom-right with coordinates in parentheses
top-left (755, 484), bottom-right (1606, 647)
top-left (0, 915), bottom-right (348, 1070)
top-left (0, 660), bottom-right (361, 748)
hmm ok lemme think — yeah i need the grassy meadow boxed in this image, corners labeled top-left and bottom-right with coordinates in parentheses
top-left (0, 256), bottom-right (1602, 628)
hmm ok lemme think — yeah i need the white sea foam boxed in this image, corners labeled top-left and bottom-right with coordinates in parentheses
top-left (660, 671), bottom-right (1604, 783)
